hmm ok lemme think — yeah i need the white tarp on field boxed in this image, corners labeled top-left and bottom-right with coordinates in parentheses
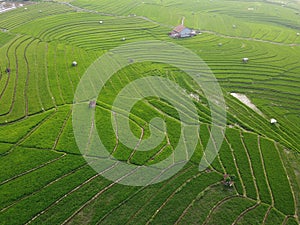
top-left (230, 92), bottom-right (264, 116)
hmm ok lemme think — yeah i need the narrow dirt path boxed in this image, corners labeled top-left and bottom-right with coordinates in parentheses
top-left (274, 142), bottom-right (299, 223)
top-left (202, 195), bottom-right (240, 225)
top-left (63, 45), bottom-right (75, 98)
top-left (6, 36), bottom-right (31, 117)
top-left (127, 124), bottom-right (144, 163)
top-left (44, 43), bottom-right (57, 108)
top-left (145, 173), bottom-right (203, 225)
top-left (53, 43), bottom-right (65, 105)
top-left (1, 108), bottom-right (56, 156)
top-left (0, 153), bottom-right (66, 187)
top-left (257, 136), bottom-right (274, 207)
top-left (174, 182), bottom-right (221, 225)
top-left (197, 126), bottom-right (216, 173)
top-left (240, 131), bottom-right (260, 202)
top-left (0, 37), bottom-right (23, 116)
top-left (24, 163), bottom-right (114, 225)
top-left (258, 136), bottom-right (275, 225)
top-left (232, 202), bottom-right (260, 224)
top-left (0, 37), bottom-right (15, 100)
top-left (207, 125), bottom-right (226, 174)
top-left (0, 106), bottom-right (58, 126)
top-left (33, 41), bottom-right (44, 111)
top-left (0, 154), bottom-right (68, 212)
top-left (282, 215), bottom-right (297, 225)
top-left (110, 111), bottom-right (119, 156)
top-left (23, 38), bottom-right (35, 117)
top-left (125, 165), bottom-right (194, 225)
top-left (95, 185), bottom-right (145, 225)
top-left (262, 206), bottom-right (272, 225)
top-left (61, 164), bottom-right (138, 225)
top-left (202, 30), bottom-right (300, 47)
top-left (224, 134), bottom-right (247, 197)
top-left (52, 108), bottom-right (72, 150)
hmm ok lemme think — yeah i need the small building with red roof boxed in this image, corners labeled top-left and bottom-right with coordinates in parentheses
top-left (169, 24), bottom-right (196, 38)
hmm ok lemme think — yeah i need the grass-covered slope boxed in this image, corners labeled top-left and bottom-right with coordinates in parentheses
top-left (0, 0), bottom-right (299, 224)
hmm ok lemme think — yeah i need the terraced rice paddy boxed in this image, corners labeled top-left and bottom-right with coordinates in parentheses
top-left (0, 0), bottom-right (299, 224)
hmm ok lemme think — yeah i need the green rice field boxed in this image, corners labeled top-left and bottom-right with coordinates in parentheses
top-left (0, 0), bottom-right (299, 224)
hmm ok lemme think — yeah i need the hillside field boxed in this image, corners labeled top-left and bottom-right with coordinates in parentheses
top-left (0, 0), bottom-right (299, 224)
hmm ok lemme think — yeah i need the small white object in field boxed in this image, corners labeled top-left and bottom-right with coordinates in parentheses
top-left (232, 24), bottom-right (236, 28)
top-left (189, 93), bottom-right (199, 102)
top-left (24, 7), bottom-right (27, 10)
top-left (41, 107), bottom-right (44, 111)
top-left (218, 43), bottom-right (222, 46)
top-left (270, 118), bottom-right (277, 124)
top-left (122, 37), bottom-right (126, 41)
top-left (99, 20), bottom-right (103, 24)
top-left (39, 10), bottom-right (42, 13)
top-left (242, 57), bottom-right (249, 63)
top-left (297, 32), bottom-right (300, 36)
top-left (72, 61), bottom-right (78, 66)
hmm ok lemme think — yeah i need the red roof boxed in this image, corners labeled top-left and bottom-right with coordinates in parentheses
top-left (173, 24), bottom-right (186, 33)
top-left (223, 174), bottom-right (229, 179)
